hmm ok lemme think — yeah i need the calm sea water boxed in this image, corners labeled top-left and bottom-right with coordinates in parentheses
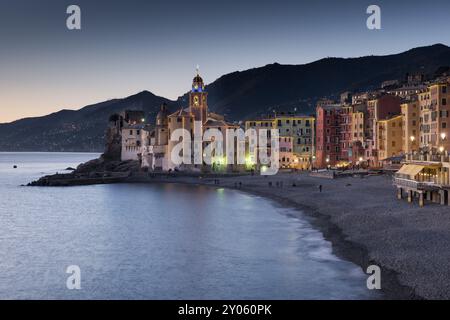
top-left (0, 152), bottom-right (377, 299)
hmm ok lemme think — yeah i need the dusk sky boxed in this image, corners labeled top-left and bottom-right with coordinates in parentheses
top-left (1, 0), bottom-right (450, 123)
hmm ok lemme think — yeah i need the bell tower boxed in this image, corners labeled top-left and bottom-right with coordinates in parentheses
top-left (189, 68), bottom-right (208, 124)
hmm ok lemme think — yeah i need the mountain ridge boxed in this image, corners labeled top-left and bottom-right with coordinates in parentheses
top-left (1, 43), bottom-right (450, 152)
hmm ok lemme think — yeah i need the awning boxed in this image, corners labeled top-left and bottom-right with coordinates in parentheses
top-left (396, 164), bottom-right (424, 178)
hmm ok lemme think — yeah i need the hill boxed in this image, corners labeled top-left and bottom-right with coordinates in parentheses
top-left (1, 44), bottom-right (450, 152)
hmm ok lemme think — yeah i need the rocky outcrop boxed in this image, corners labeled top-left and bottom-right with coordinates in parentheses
top-left (28, 157), bottom-right (140, 186)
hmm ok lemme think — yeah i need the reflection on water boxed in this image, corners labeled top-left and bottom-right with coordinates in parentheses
top-left (0, 153), bottom-right (378, 299)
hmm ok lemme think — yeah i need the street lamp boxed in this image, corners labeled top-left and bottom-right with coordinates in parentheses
top-left (410, 136), bottom-right (415, 142)
top-left (441, 133), bottom-right (447, 140)
top-left (439, 146), bottom-right (445, 153)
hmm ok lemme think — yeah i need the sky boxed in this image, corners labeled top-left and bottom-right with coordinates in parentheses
top-left (1, 0), bottom-right (450, 123)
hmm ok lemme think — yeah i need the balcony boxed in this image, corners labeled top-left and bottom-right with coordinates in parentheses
top-left (393, 177), bottom-right (440, 191)
top-left (405, 153), bottom-right (450, 163)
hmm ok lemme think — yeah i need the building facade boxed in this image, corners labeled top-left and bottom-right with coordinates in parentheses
top-left (315, 103), bottom-right (342, 168)
top-left (401, 100), bottom-right (420, 154)
top-left (377, 115), bottom-right (403, 162)
top-left (245, 114), bottom-right (315, 170)
top-left (366, 95), bottom-right (402, 166)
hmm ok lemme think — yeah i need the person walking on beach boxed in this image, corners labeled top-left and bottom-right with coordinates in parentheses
top-left (319, 185), bottom-right (322, 193)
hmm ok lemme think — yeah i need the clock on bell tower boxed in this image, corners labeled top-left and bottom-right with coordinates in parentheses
top-left (189, 70), bottom-right (208, 124)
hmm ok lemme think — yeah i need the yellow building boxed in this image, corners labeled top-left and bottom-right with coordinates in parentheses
top-left (273, 115), bottom-right (315, 170)
top-left (401, 100), bottom-right (420, 153)
top-left (377, 115), bottom-right (403, 161)
top-left (419, 83), bottom-right (450, 151)
top-left (245, 114), bottom-right (315, 170)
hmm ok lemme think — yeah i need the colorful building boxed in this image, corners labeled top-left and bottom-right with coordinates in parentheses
top-left (245, 114), bottom-right (315, 170)
top-left (279, 136), bottom-right (294, 169)
top-left (366, 95), bottom-right (402, 166)
top-left (315, 103), bottom-right (342, 168)
top-left (339, 105), bottom-right (353, 165)
top-left (377, 115), bottom-right (403, 162)
top-left (401, 100), bottom-right (420, 154)
top-left (419, 83), bottom-right (450, 151)
top-left (273, 114), bottom-right (315, 169)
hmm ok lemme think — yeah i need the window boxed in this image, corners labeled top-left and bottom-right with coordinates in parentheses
top-left (137, 130), bottom-right (140, 135)
top-left (277, 120), bottom-right (282, 126)
top-left (443, 123), bottom-right (447, 129)
top-left (443, 98), bottom-right (447, 106)
top-left (130, 130), bottom-right (133, 135)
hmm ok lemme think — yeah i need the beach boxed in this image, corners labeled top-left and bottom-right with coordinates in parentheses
top-left (128, 171), bottom-right (450, 299)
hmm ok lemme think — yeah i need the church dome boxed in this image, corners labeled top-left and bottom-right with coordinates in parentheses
top-left (193, 74), bottom-right (203, 84)
top-left (192, 73), bottom-right (205, 92)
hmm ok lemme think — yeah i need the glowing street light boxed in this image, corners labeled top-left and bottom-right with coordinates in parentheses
top-left (410, 136), bottom-right (415, 142)
top-left (359, 157), bottom-right (363, 162)
top-left (441, 133), bottom-right (447, 140)
top-left (439, 146), bottom-right (445, 153)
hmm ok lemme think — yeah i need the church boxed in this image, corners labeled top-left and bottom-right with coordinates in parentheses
top-left (139, 71), bottom-right (242, 172)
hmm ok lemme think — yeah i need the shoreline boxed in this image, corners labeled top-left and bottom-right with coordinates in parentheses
top-left (126, 173), bottom-right (417, 300)
top-left (29, 166), bottom-right (450, 300)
